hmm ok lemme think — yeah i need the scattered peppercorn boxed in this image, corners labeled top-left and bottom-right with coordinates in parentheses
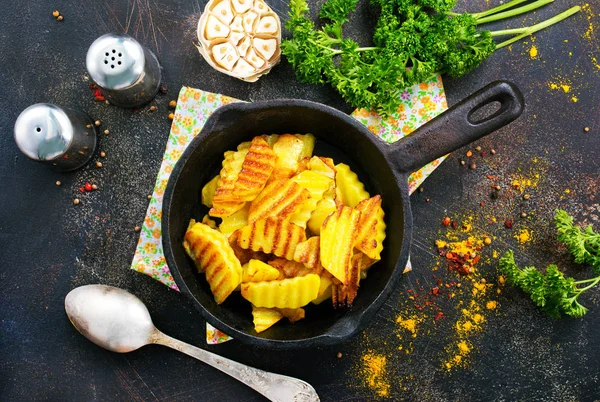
top-left (52, 10), bottom-right (60, 17)
top-left (84, 183), bottom-right (93, 192)
top-left (469, 163), bottom-right (476, 169)
top-left (73, 198), bottom-right (80, 205)
top-left (169, 100), bottom-right (177, 108)
top-left (475, 146), bottom-right (481, 151)
top-left (442, 217), bottom-right (451, 226)
top-left (521, 212), bottom-right (527, 218)
top-left (426, 198), bottom-right (430, 203)
top-left (105, 100), bottom-right (110, 105)
top-left (86, 124), bottom-right (92, 129)
top-left (460, 160), bottom-right (466, 166)
top-left (480, 152), bottom-right (486, 157)
top-left (480, 278), bottom-right (487, 284)
top-left (484, 237), bottom-right (492, 245)
top-left (434, 311), bottom-right (444, 321)
top-left (78, 187), bottom-right (85, 193)
top-left (418, 187), bottom-right (424, 193)
top-left (100, 151), bottom-right (106, 158)
top-left (168, 113), bottom-right (175, 120)
top-left (490, 149), bottom-right (496, 155)
top-left (149, 105), bottom-right (157, 112)
top-left (147, 195), bottom-right (152, 199)
top-left (92, 184), bottom-right (98, 190)
top-left (466, 150), bottom-right (473, 157)
top-left (56, 181), bottom-right (61, 186)
top-left (134, 226), bottom-right (141, 232)
top-left (57, 15), bottom-right (64, 21)
top-left (104, 129), bottom-right (110, 135)
top-left (492, 185), bottom-right (501, 191)
top-left (504, 219), bottom-right (513, 229)
top-left (336, 352), bottom-right (342, 358)
top-left (94, 120), bottom-right (101, 126)
top-left (584, 127), bottom-right (590, 132)
top-left (480, 202), bottom-right (485, 207)
top-left (523, 194), bottom-right (530, 200)
top-left (159, 84), bottom-right (168, 94)
top-left (96, 162), bottom-right (103, 168)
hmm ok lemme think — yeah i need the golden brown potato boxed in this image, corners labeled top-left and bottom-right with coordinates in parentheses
top-left (237, 217), bottom-right (307, 260)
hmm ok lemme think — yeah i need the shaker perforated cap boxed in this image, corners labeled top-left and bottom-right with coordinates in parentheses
top-left (14, 103), bottom-right (73, 161)
top-left (86, 33), bottom-right (146, 90)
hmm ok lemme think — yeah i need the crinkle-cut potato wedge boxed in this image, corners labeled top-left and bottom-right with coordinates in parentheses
top-left (307, 197), bottom-right (337, 235)
top-left (354, 195), bottom-right (386, 260)
top-left (242, 259), bottom-right (281, 283)
top-left (278, 307), bottom-right (305, 323)
top-left (237, 217), bottom-right (306, 260)
top-left (252, 306), bottom-right (283, 333)
top-left (232, 137), bottom-right (277, 201)
top-left (289, 170), bottom-right (333, 228)
top-left (201, 175), bottom-right (220, 207)
top-left (293, 236), bottom-right (323, 272)
top-left (320, 205), bottom-right (360, 285)
top-left (332, 251), bottom-right (363, 308)
top-left (183, 222), bottom-right (242, 304)
top-left (219, 203), bottom-right (249, 236)
top-left (312, 274), bottom-right (333, 305)
top-left (228, 230), bottom-right (269, 265)
top-left (335, 163), bottom-right (370, 208)
top-left (248, 180), bottom-right (310, 222)
top-left (271, 134), bottom-right (315, 178)
top-left (210, 149), bottom-right (248, 217)
top-left (268, 257), bottom-right (313, 278)
top-left (241, 274), bottom-right (320, 308)
top-left (308, 156), bottom-right (336, 179)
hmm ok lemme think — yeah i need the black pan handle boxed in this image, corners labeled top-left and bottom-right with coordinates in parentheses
top-left (387, 80), bottom-right (524, 174)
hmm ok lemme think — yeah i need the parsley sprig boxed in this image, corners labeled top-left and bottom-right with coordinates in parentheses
top-left (281, 0), bottom-right (580, 116)
top-left (499, 210), bottom-right (600, 318)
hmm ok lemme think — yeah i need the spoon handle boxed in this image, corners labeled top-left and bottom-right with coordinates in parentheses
top-left (152, 331), bottom-right (319, 402)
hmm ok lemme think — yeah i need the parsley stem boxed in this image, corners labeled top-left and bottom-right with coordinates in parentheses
top-left (476, 0), bottom-right (554, 25)
top-left (494, 6), bottom-right (581, 48)
top-left (575, 276), bottom-right (600, 293)
top-left (470, 0), bottom-right (529, 20)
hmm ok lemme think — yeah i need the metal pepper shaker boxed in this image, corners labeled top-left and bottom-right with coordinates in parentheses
top-left (14, 104), bottom-right (98, 171)
top-left (86, 33), bottom-right (161, 108)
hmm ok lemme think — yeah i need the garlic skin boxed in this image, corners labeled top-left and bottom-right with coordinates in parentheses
top-left (197, 0), bottom-right (281, 82)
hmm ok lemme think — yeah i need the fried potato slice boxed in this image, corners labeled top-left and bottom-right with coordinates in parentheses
top-left (335, 163), bottom-right (370, 208)
top-left (248, 180), bottom-right (310, 222)
top-left (219, 203), bottom-right (249, 236)
top-left (311, 274), bottom-right (333, 305)
top-left (271, 134), bottom-right (315, 179)
top-left (308, 156), bottom-right (336, 179)
top-left (252, 306), bottom-right (283, 333)
top-left (320, 205), bottom-right (360, 285)
top-left (278, 307), bottom-right (305, 323)
top-left (228, 230), bottom-right (269, 265)
top-left (183, 222), bottom-right (242, 304)
top-left (210, 149), bottom-right (248, 217)
top-left (289, 170), bottom-right (334, 228)
top-left (268, 257), bottom-right (313, 278)
top-left (237, 217), bottom-right (307, 260)
top-left (242, 259), bottom-right (281, 283)
top-left (293, 236), bottom-right (323, 273)
top-left (201, 175), bottom-right (220, 207)
top-left (331, 251), bottom-right (363, 308)
top-left (201, 214), bottom-right (218, 229)
top-left (354, 195), bottom-right (386, 260)
top-left (307, 197), bottom-right (336, 235)
top-left (241, 274), bottom-right (320, 308)
top-left (232, 136), bottom-right (277, 201)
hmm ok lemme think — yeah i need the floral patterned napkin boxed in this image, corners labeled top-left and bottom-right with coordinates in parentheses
top-left (131, 77), bottom-right (448, 343)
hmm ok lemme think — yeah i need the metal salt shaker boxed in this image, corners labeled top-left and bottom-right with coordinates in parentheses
top-left (86, 33), bottom-right (161, 108)
top-left (14, 104), bottom-right (98, 171)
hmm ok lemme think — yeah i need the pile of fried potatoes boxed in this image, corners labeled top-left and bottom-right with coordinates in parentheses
top-left (183, 134), bottom-right (386, 333)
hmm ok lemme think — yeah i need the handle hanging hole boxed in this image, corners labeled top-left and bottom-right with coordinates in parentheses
top-left (468, 101), bottom-right (503, 125)
top-left (111, 65), bottom-right (115, 69)
top-left (36, 127), bottom-right (41, 132)
top-left (117, 61), bottom-right (121, 65)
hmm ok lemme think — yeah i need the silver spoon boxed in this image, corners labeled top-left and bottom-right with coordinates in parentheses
top-left (65, 284), bottom-right (319, 402)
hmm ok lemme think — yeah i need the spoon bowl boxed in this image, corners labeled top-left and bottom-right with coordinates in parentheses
top-left (65, 284), bottom-right (319, 401)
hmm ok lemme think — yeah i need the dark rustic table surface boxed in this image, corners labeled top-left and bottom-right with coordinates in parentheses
top-left (1, 0), bottom-right (599, 401)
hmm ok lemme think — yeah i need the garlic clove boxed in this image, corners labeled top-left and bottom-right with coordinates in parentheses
top-left (254, 0), bottom-right (270, 14)
top-left (211, 0), bottom-right (235, 24)
top-left (230, 15), bottom-right (244, 32)
top-left (205, 15), bottom-right (231, 40)
top-left (238, 36), bottom-right (252, 57)
top-left (253, 38), bottom-right (277, 61)
top-left (232, 58), bottom-right (256, 75)
top-left (212, 41), bottom-right (237, 63)
top-left (245, 47), bottom-right (266, 70)
top-left (230, 31), bottom-right (246, 46)
top-left (255, 14), bottom-right (278, 35)
top-left (231, 0), bottom-right (252, 14)
top-left (243, 11), bottom-right (258, 33)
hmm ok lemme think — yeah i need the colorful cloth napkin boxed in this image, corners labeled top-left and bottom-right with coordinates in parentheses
top-left (131, 78), bottom-right (448, 343)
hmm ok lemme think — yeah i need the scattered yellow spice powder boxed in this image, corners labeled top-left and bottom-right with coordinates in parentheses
top-left (486, 301), bottom-right (498, 310)
top-left (360, 352), bottom-right (390, 397)
top-left (514, 229), bottom-right (533, 244)
top-left (529, 46), bottom-right (538, 59)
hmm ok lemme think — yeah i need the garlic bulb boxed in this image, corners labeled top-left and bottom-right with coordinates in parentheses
top-left (197, 0), bottom-right (281, 82)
